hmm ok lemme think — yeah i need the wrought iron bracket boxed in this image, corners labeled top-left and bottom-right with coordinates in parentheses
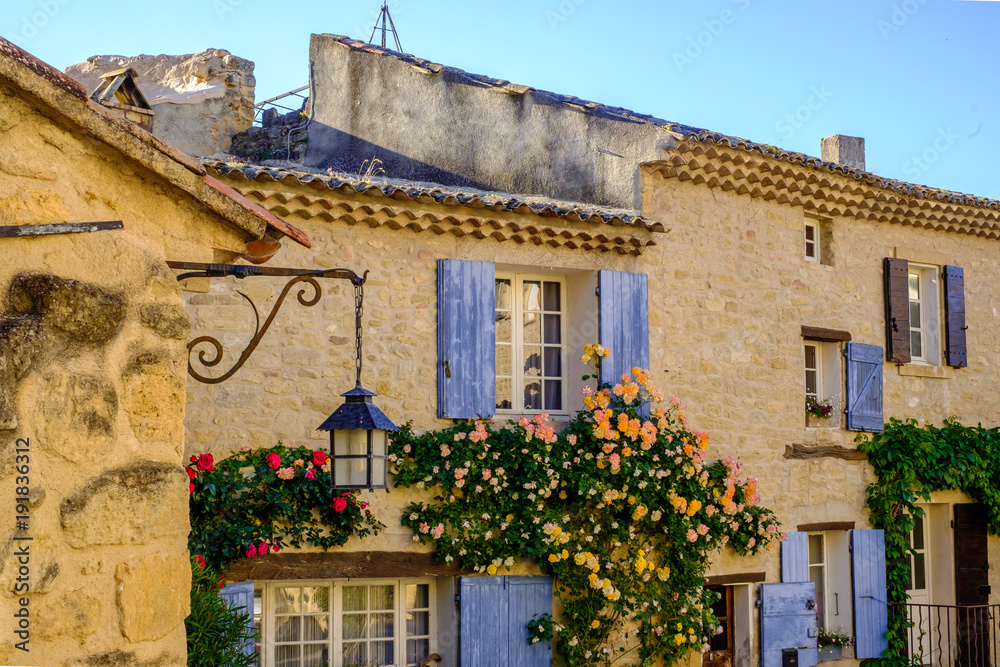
top-left (167, 261), bottom-right (367, 384)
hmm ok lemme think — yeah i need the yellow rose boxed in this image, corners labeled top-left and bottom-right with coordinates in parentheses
top-left (487, 564), bottom-right (498, 575)
top-left (591, 619), bottom-right (601, 629)
top-left (561, 549), bottom-right (569, 559)
top-left (548, 553), bottom-right (559, 563)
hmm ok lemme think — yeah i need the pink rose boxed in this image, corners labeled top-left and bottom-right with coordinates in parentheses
top-left (331, 497), bottom-right (348, 512)
top-left (246, 544), bottom-right (257, 559)
top-left (305, 468), bottom-right (316, 480)
top-left (197, 454), bottom-right (214, 472)
top-left (277, 467), bottom-right (295, 480)
top-left (272, 542), bottom-right (281, 553)
top-left (265, 453), bottom-right (281, 469)
top-left (312, 450), bottom-right (327, 466)
top-left (258, 542), bottom-right (269, 555)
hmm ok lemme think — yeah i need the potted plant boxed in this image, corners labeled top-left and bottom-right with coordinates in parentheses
top-left (805, 396), bottom-right (835, 428)
top-left (817, 626), bottom-right (852, 661)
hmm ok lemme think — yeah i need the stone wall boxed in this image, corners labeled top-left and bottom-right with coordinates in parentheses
top-left (66, 49), bottom-right (255, 157)
top-left (0, 77), bottom-right (253, 665)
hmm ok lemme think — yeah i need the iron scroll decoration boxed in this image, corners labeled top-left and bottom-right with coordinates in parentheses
top-left (166, 262), bottom-right (368, 384)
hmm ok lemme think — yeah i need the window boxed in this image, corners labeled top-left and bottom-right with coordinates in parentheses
top-left (804, 219), bottom-right (819, 261)
top-left (907, 514), bottom-right (928, 592)
top-left (907, 265), bottom-right (941, 364)
top-left (495, 274), bottom-right (567, 414)
top-left (803, 340), bottom-right (841, 425)
top-left (264, 579), bottom-right (435, 667)
top-left (804, 342), bottom-right (821, 404)
top-left (808, 534), bottom-right (827, 626)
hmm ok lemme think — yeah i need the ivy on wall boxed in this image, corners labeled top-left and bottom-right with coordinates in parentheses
top-left (858, 417), bottom-right (1000, 666)
top-left (390, 348), bottom-right (782, 666)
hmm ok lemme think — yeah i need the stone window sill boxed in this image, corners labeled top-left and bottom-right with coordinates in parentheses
top-left (898, 364), bottom-right (953, 379)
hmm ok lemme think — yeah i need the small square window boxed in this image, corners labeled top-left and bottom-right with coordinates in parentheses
top-left (803, 340), bottom-right (842, 427)
top-left (804, 220), bottom-right (819, 261)
top-left (803, 217), bottom-right (832, 265)
top-left (907, 265), bottom-right (941, 365)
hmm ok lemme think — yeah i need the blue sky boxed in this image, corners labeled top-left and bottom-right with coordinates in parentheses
top-left (3, 0), bottom-right (997, 200)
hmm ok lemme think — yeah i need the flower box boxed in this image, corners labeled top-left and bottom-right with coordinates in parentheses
top-left (806, 413), bottom-right (834, 429)
top-left (817, 645), bottom-right (843, 661)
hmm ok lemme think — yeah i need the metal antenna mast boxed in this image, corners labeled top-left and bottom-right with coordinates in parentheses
top-left (369, 2), bottom-right (402, 51)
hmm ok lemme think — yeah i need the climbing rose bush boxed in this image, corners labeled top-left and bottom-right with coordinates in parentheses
top-left (188, 443), bottom-right (384, 571)
top-left (390, 345), bottom-right (782, 666)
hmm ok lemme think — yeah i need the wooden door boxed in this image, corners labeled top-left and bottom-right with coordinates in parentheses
top-left (954, 504), bottom-right (989, 667)
top-left (703, 586), bottom-right (733, 667)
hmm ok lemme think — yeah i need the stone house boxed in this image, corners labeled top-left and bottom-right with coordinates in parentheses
top-left (66, 32), bottom-right (1000, 667)
top-left (0, 38), bottom-right (310, 666)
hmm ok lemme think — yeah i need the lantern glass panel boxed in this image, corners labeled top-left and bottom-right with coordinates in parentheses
top-left (333, 429), bottom-right (369, 487)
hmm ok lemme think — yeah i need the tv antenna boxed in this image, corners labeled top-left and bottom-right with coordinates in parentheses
top-left (369, 3), bottom-right (402, 51)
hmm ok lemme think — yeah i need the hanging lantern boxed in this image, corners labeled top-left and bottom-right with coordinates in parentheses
top-left (317, 279), bottom-right (397, 490)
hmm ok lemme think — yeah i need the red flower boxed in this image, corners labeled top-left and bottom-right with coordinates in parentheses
top-left (246, 544), bottom-right (257, 559)
top-left (189, 482), bottom-right (195, 494)
top-left (196, 454), bottom-right (214, 472)
top-left (265, 453), bottom-right (281, 469)
top-left (305, 468), bottom-right (316, 480)
top-left (186, 467), bottom-right (197, 479)
top-left (258, 541), bottom-right (269, 555)
top-left (190, 455), bottom-right (198, 463)
top-left (360, 502), bottom-right (369, 510)
top-left (331, 497), bottom-right (348, 512)
top-left (194, 554), bottom-right (207, 569)
top-left (272, 542), bottom-right (281, 553)
top-left (217, 576), bottom-right (226, 589)
top-left (312, 450), bottom-right (327, 467)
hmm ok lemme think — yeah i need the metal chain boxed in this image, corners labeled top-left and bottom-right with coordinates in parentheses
top-left (354, 282), bottom-right (364, 388)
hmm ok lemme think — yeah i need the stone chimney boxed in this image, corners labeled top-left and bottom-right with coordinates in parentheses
top-left (821, 135), bottom-right (865, 171)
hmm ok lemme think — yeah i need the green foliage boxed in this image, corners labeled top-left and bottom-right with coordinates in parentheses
top-left (186, 555), bottom-right (258, 667)
top-left (390, 349), bottom-right (781, 666)
top-left (188, 443), bottom-right (384, 572)
top-left (858, 417), bottom-right (1000, 665)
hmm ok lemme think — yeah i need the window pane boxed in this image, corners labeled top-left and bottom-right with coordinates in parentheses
top-left (275, 616), bottom-right (301, 642)
top-left (407, 638), bottom-right (430, 665)
top-left (909, 273), bottom-right (920, 300)
top-left (370, 612), bottom-right (395, 638)
top-left (804, 345), bottom-right (817, 369)
top-left (809, 565), bottom-right (825, 624)
top-left (543, 282), bottom-right (561, 311)
top-left (495, 378), bottom-right (512, 411)
top-left (343, 586), bottom-right (366, 612)
top-left (406, 584), bottom-right (430, 610)
top-left (496, 343), bottom-right (511, 376)
top-left (303, 643), bottom-right (327, 667)
top-left (276, 644), bottom-right (299, 667)
top-left (495, 279), bottom-right (511, 310)
top-left (543, 347), bottom-right (561, 376)
top-left (808, 535), bottom-right (823, 565)
top-left (524, 347), bottom-right (541, 376)
top-left (911, 330), bottom-right (923, 358)
top-left (302, 587), bottom-right (329, 613)
top-left (495, 311), bottom-right (512, 342)
top-left (805, 370), bottom-right (818, 397)
top-left (914, 553), bottom-right (926, 590)
top-left (544, 380), bottom-right (563, 411)
top-left (523, 311), bottom-right (540, 344)
top-left (342, 641), bottom-right (366, 665)
top-left (909, 301), bottom-right (921, 328)
top-left (275, 588), bottom-right (301, 614)
top-left (407, 610), bottom-right (430, 636)
top-left (371, 640), bottom-right (394, 665)
top-left (523, 381), bottom-right (541, 410)
top-left (523, 281), bottom-right (541, 311)
top-left (302, 615), bottom-right (329, 641)
top-left (913, 516), bottom-right (924, 549)
top-left (805, 240), bottom-right (815, 258)
top-left (543, 314), bottom-right (561, 344)
top-left (370, 585), bottom-right (394, 611)
top-left (805, 224), bottom-right (815, 241)
top-left (343, 614), bottom-right (367, 640)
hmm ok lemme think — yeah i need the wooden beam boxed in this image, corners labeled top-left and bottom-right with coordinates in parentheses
top-left (223, 551), bottom-right (475, 582)
top-left (797, 521), bottom-right (856, 532)
top-left (801, 325), bottom-right (852, 342)
top-left (706, 572), bottom-right (766, 586)
top-left (0, 221), bottom-right (123, 238)
top-left (783, 443), bottom-right (868, 461)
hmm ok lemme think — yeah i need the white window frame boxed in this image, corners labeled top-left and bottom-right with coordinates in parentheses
top-left (261, 578), bottom-right (437, 667)
top-left (808, 533), bottom-right (828, 627)
top-left (804, 342), bottom-right (821, 404)
top-left (804, 219), bottom-right (820, 262)
top-left (495, 273), bottom-right (569, 416)
top-left (908, 264), bottom-right (941, 365)
top-left (907, 514), bottom-right (930, 593)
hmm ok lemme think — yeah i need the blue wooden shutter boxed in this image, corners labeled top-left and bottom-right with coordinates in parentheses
top-left (943, 265), bottom-right (967, 368)
top-left (506, 577), bottom-right (553, 667)
top-left (597, 270), bottom-right (649, 387)
top-left (218, 580), bottom-right (255, 657)
top-left (883, 258), bottom-right (912, 363)
top-left (781, 532), bottom-right (809, 583)
top-left (459, 577), bottom-right (506, 667)
top-left (438, 260), bottom-right (496, 419)
top-left (759, 583), bottom-right (818, 667)
top-left (851, 529), bottom-right (889, 659)
top-left (845, 342), bottom-right (884, 433)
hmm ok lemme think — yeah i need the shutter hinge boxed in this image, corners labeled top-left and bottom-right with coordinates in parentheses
top-left (443, 359), bottom-right (451, 379)
top-left (454, 594), bottom-right (460, 606)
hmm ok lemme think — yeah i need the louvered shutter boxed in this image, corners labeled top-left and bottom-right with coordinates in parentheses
top-left (438, 260), bottom-right (496, 419)
top-left (781, 532), bottom-right (809, 583)
top-left (943, 265), bottom-right (967, 368)
top-left (759, 582), bottom-right (818, 667)
top-left (506, 577), bottom-right (553, 667)
top-left (845, 342), bottom-right (884, 433)
top-left (218, 581), bottom-right (255, 657)
top-left (597, 270), bottom-right (649, 387)
top-left (459, 576), bottom-right (553, 667)
top-left (851, 529), bottom-right (889, 659)
top-left (883, 258), bottom-right (911, 363)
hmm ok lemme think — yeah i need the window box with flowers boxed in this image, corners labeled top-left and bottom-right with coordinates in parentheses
top-left (805, 396), bottom-right (835, 428)
top-left (817, 626), bottom-right (853, 661)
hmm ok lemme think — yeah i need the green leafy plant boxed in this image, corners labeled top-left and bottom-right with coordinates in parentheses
top-left (187, 443), bottom-right (384, 572)
top-left (858, 417), bottom-right (1000, 666)
top-left (818, 626), bottom-right (853, 649)
top-left (528, 612), bottom-right (560, 645)
top-left (391, 344), bottom-right (782, 666)
top-left (186, 555), bottom-right (258, 667)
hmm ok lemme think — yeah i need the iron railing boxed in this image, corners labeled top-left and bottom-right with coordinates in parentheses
top-left (252, 85), bottom-right (308, 126)
top-left (899, 602), bottom-right (999, 667)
